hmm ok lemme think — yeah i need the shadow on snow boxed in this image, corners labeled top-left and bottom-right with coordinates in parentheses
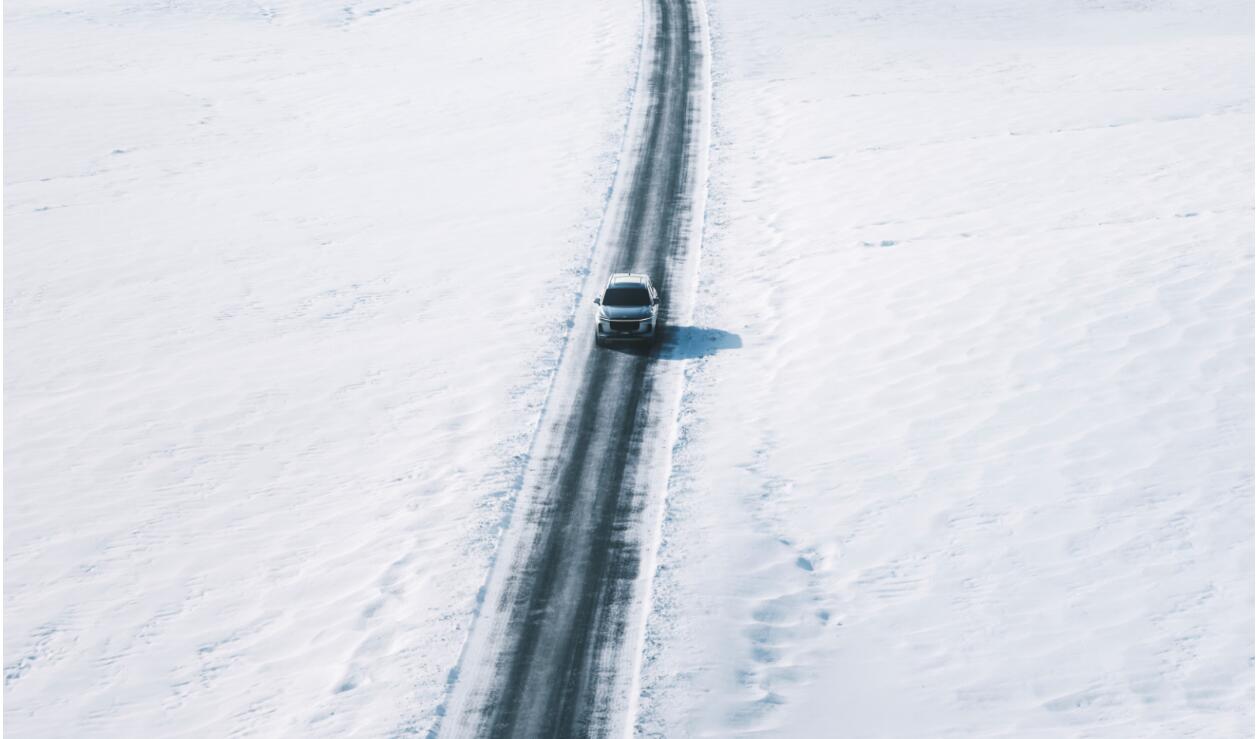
top-left (600, 325), bottom-right (742, 360)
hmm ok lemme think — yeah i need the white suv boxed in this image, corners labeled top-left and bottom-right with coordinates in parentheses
top-left (593, 273), bottom-right (660, 347)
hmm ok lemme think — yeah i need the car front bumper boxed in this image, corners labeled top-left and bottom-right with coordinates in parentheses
top-left (597, 319), bottom-right (657, 341)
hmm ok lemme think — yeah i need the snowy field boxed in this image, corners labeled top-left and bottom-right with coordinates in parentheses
top-left (638, 0), bottom-right (1254, 737)
top-left (4, 0), bottom-right (640, 735)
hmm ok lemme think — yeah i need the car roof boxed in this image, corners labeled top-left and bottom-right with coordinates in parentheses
top-left (606, 272), bottom-right (652, 287)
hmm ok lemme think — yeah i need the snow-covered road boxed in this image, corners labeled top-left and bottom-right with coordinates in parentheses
top-left (437, 0), bottom-right (710, 736)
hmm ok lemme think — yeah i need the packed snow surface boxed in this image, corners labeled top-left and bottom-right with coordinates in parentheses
top-left (638, 0), bottom-right (1254, 736)
top-left (4, 0), bottom-right (640, 735)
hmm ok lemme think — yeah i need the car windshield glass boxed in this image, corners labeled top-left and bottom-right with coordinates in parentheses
top-left (602, 287), bottom-right (651, 307)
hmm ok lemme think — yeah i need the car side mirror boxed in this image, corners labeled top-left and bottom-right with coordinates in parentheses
top-left (593, 297), bottom-right (601, 305)
top-left (652, 297), bottom-right (659, 305)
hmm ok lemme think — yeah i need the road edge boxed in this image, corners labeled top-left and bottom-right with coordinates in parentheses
top-left (617, 0), bottom-right (713, 735)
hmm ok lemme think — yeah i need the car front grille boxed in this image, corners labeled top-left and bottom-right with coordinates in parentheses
top-left (610, 320), bottom-right (638, 332)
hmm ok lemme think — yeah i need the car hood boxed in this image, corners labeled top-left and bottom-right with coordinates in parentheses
top-left (599, 304), bottom-right (654, 320)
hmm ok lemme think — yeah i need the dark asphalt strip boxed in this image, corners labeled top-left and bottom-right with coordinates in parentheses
top-left (447, 1), bottom-right (701, 736)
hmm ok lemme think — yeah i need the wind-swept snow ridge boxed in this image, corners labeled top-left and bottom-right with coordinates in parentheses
top-left (637, 0), bottom-right (1254, 736)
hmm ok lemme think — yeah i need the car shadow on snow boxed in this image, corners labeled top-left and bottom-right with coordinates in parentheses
top-left (603, 325), bottom-right (742, 360)
top-left (658, 325), bottom-right (742, 360)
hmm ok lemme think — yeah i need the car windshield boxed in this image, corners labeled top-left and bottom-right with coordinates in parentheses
top-left (602, 286), bottom-right (651, 307)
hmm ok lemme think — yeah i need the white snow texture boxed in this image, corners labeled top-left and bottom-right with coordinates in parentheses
top-left (5, 0), bottom-right (1253, 737)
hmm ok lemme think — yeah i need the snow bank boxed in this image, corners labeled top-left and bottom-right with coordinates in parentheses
top-left (637, 0), bottom-right (1254, 736)
top-left (4, 0), bottom-right (639, 735)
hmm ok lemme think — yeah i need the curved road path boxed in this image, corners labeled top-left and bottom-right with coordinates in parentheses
top-left (439, 0), bottom-right (706, 736)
